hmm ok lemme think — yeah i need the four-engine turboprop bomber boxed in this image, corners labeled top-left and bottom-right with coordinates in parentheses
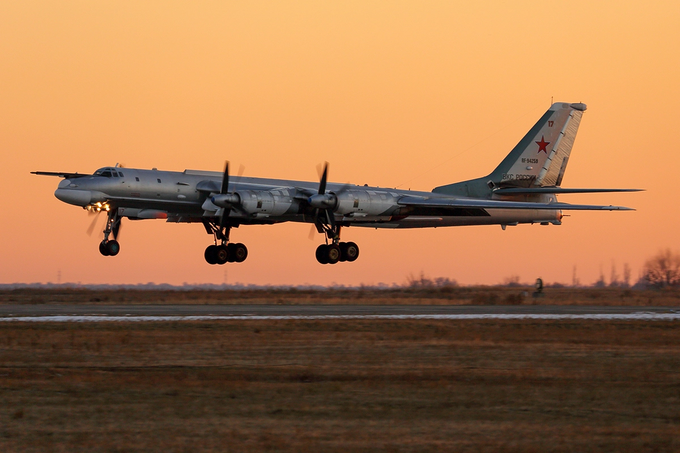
top-left (34, 102), bottom-right (639, 265)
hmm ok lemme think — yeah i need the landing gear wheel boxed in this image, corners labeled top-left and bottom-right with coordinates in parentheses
top-left (204, 245), bottom-right (219, 265)
top-left (226, 243), bottom-right (237, 262)
top-left (215, 245), bottom-right (229, 265)
top-left (343, 242), bottom-right (359, 262)
top-left (106, 240), bottom-right (120, 256)
top-left (99, 241), bottom-right (110, 256)
top-left (316, 245), bottom-right (329, 264)
top-left (232, 243), bottom-right (248, 263)
top-left (338, 243), bottom-right (348, 262)
top-left (326, 244), bottom-right (341, 264)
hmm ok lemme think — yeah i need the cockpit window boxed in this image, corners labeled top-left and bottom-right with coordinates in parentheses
top-left (94, 168), bottom-right (113, 178)
top-left (112, 172), bottom-right (119, 177)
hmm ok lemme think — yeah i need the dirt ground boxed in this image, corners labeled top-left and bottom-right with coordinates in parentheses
top-left (1, 318), bottom-right (679, 452)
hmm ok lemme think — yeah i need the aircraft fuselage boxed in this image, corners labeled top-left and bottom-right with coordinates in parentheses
top-left (54, 167), bottom-right (561, 229)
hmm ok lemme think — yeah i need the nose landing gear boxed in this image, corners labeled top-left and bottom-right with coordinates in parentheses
top-left (98, 209), bottom-right (122, 257)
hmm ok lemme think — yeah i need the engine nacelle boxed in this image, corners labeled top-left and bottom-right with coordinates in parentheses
top-left (238, 189), bottom-right (294, 217)
top-left (334, 189), bottom-right (400, 216)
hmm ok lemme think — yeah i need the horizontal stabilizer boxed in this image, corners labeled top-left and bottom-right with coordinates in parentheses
top-left (493, 187), bottom-right (643, 195)
top-left (398, 196), bottom-right (634, 211)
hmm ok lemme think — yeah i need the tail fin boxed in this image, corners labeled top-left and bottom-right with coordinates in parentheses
top-left (490, 102), bottom-right (586, 188)
top-left (433, 102), bottom-right (586, 196)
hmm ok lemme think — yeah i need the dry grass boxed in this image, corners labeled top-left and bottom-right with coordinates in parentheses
top-left (2, 286), bottom-right (680, 306)
top-left (1, 319), bottom-right (679, 452)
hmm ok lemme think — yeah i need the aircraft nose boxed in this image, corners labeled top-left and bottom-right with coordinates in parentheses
top-left (54, 188), bottom-right (92, 206)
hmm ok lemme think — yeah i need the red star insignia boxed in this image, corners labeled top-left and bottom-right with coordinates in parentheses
top-left (536, 136), bottom-right (550, 153)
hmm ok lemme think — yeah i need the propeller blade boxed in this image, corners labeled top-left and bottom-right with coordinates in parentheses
top-left (318, 162), bottom-right (328, 195)
top-left (219, 208), bottom-right (230, 229)
top-left (221, 161), bottom-right (230, 194)
top-left (335, 183), bottom-right (352, 195)
top-left (86, 212), bottom-right (101, 236)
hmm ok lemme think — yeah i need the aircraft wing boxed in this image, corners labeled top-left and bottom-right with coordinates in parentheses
top-left (492, 187), bottom-right (643, 195)
top-left (398, 196), bottom-right (634, 211)
top-left (31, 171), bottom-right (89, 179)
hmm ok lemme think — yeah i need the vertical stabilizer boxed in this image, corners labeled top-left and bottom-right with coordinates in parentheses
top-left (490, 102), bottom-right (586, 188)
top-left (433, 102), bottom-right (586, 197)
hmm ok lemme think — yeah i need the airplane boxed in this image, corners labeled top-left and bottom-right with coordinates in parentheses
top-left (33, 102), bottom-right (639, 265)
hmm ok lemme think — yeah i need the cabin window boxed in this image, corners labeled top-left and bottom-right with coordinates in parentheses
top-left (135, 177), bottom-right (140, 182)
top-left (157, 178), bottom-right (161, 183)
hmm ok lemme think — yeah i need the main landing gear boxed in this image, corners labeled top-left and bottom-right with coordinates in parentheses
top-left (316, 242), bottom-right (359, 265)
top-left (99, 209), bottom-right (122, 256)
top-left (314, 224), bottom-right (359, 265)
top-left (202, 220), bottom-right (248, 265)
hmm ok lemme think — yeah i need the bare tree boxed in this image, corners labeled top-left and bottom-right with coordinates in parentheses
top-left (572, 265), bottom-right (580, 287)
top-left (622, 263), bottom-right (631, 288)
top-left (643, 249), bottom-right (680, 288)
top-left (609, 261), bottom-right (620, 287)
top-left (502, 275), bottom-right (522, 287)
top-left (594, 265), bottom-right (606, 288)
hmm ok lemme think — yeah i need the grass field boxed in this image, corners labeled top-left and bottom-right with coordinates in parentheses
top-left (2, 286), bottom-right (680, 306)
top-left (1, 317), bottom-right (679, 452)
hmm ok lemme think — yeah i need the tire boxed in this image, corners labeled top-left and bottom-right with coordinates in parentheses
top-left (233, 243), bottom-right (248, 263)
top-left (226, 243), bottom-right (237, 262)
top-left (215, 245), bottom-right (229, 265)
top-left (106, 240), bottom-right (120, 256)
top-left (338, 243), bottom-right (348, 262)
top-left (344, 242), bottom-right (359, 262)
top-left (204, 245), bottom-right (218, 265)
top-left (326, 244), bottom-right (341, 264)
top-left (315, 245), bottom-right (329, 264)
top-left (99, 241), bottom-right (110, 256)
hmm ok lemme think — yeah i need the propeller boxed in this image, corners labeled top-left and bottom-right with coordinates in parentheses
top-left (307, 162), bottom-right (353, 239)
top-left (307, 162), bottom-right (336, 210)
top-left (86, 211), bottom-right (103, 236)
top-left (212, 161), bottom-right (245, 227)
top-left (86, 209), bottom-right (122, 240)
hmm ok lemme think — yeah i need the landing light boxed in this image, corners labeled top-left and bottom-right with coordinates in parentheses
top-left (85, 202), bottom-right (111, 213)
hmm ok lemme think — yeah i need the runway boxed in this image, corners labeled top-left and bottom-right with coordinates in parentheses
top-left (0, 304), bottom-right (679, 322)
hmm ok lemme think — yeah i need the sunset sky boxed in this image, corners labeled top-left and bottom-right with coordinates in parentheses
top-left (1, 1), bottom-right (677, 287)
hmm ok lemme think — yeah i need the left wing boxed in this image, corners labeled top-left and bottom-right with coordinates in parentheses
top-left (398, 196), bottom-right (634, 211)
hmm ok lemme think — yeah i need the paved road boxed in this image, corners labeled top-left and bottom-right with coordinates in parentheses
top-left (0, 304), bottom-right (677, 317)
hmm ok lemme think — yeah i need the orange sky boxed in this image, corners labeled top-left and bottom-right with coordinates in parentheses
top-left (1, 1), bottom-right (677, 287)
